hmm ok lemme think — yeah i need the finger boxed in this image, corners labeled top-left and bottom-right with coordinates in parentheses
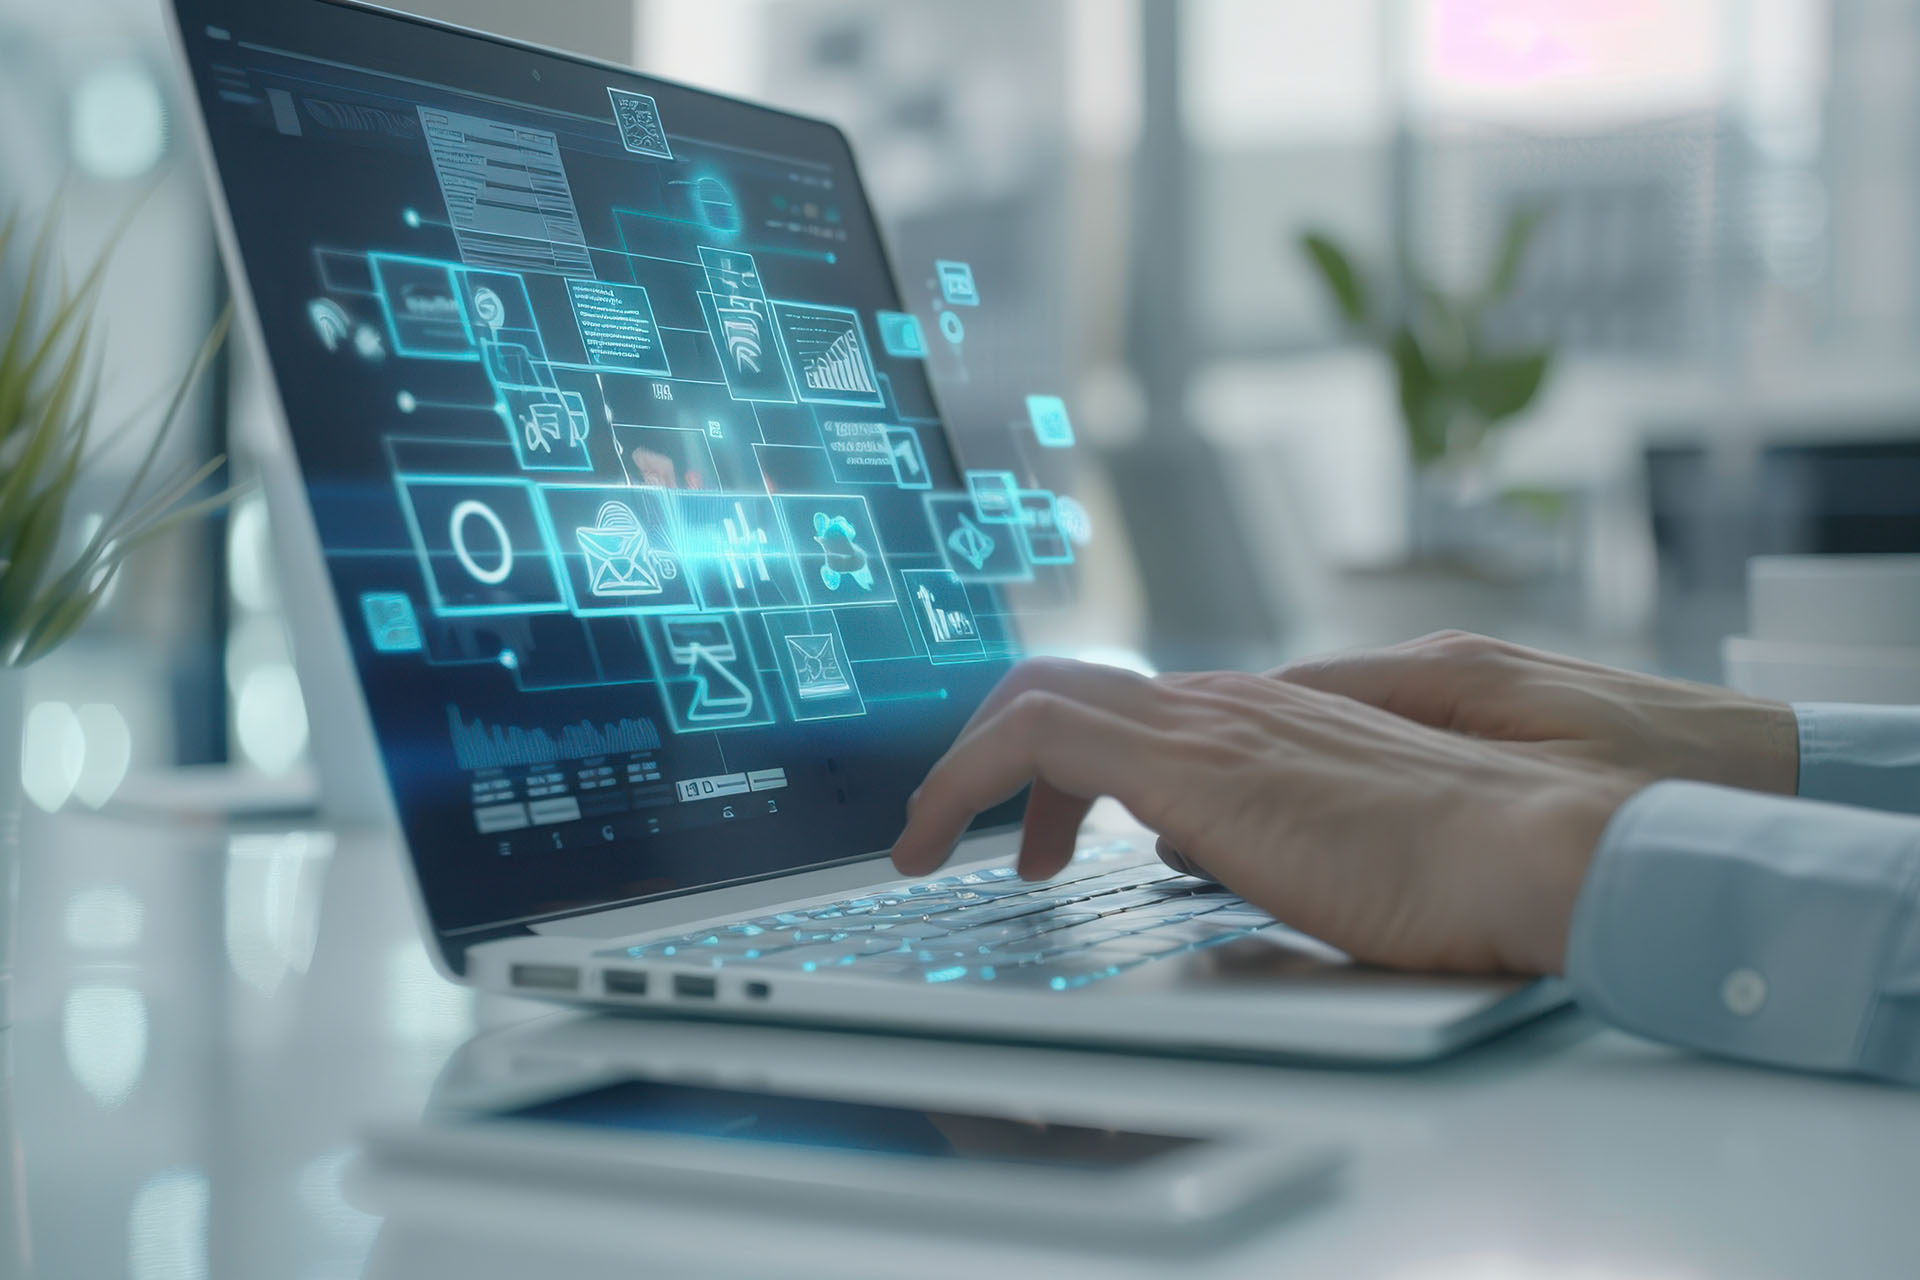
top-left (1272, 634), bottom-right (1508, 729)
top-left (1019, 783), bottom-right (1096, 882)
top-left (952, 657), bottom-right (1176, 751)
top-left (891, 691), bottom-right (1170, 878)
top-left (1154, 835), bottom-right (1216, 883)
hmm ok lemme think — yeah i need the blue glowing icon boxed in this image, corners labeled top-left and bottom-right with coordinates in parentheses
top-left (360, 592), bottom-right (422, 653)
top-left (763, 611), bottom-right (867, 721)
top-left (904, 570), bottom-right (987, 665)
top-left (936, 260), bottom-right (980, 307)
top-left (876, 310), bottom-right (927, 358)
top-left (641, 614), bottom-right (774, 733)
top-left (939, 310), bottom-right (965, 345)
top-left (773, 302), bottom-right (884, 408)
top-left (819, 419), bottom-right (900, 486)
top-left (470, 286), bottom-right (506, 331)
top-left (308, 298), bottom-right (352, 353)
top-left (1016, 489), bottom-right (1075, 565)
top-left (536, 485), bottom-right (697, 616)
top-left (813, 512), bottom-right (875, 592)
top-left (671, 492), bottom-right (804, 613)
top-left (1026, 394), bottom-right (1075, 448)
top-left (1054, 494), bottom-right (1094, 546)
top-left (965, 471), bottom-right (1020, 524)
top-left (369, 255), bottom-right (475, 359)
top-left (566, 278), bottom-right (671, 375)
top-left (396, 477), bottom-right (567, 617)
top-left (886, 428), bottom-right (931, 490)
top-left (577, 502), bottom-right (677, 597)
top-left (686, 175), bottom-right (741, 235)
top-left (776, 495), bottom-right (896, 607)
top-left (608, 88), bottom-right (672, 159)
top-left (924, 494), bottom-right (1032, 583)
top-left (947, 514), bottom-right (995, 572)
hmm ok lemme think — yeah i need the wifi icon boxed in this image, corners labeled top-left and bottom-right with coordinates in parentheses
top-left (308, 298), bottom-right (352, 353)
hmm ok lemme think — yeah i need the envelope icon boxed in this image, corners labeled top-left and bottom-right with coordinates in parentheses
top-left (576, 501), bottom-right (678, 597)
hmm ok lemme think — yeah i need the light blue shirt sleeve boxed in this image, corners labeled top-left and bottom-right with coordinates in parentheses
top-left (1794, 703), bottom-right (1920, 815)
top-left (1566, 779), bottom-right (1920, 1086)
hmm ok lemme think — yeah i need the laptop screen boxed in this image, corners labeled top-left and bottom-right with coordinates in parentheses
top-left (171, 0), bottom-right (1026, 945)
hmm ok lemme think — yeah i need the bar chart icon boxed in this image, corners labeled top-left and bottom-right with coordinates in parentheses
top-left (903, 569), bottom-right (986, 663)
top-left (773, 302), bottom-right (884, 407)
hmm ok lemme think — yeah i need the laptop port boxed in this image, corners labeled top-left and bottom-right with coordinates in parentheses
top-left (673, 973), bottom-right (717, 1000)
top-left (510, 963), bottom-right (580, 992)
top-left (602, 970), bottom-right (648, 997)
top-left (744, 981), bottom-right (771, 1000)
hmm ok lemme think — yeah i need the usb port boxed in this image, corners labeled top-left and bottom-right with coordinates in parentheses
top-left (673, 973), bottom-right (717, 1000)
top-left (510, 963), bottom-right (580, 992)
top-left (602, 970), bottom-right (648, 997)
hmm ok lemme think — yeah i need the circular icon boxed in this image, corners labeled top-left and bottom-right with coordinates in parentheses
top-left (1054, 495), bottom-right (1093, 546)
top-left (450, 499), bottom-right (514, 585)
top-left (471, 286), bottom-right (507, 331)
top-left (693, 176), bottom-right (742, 235)
top-left (939, 309), bottom-right (965, 345)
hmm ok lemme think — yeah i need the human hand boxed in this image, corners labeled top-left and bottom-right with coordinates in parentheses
top-left (889, 658), bottom-right (1645, 976)
top-left (1276, 632), bottom-right (1799, 796)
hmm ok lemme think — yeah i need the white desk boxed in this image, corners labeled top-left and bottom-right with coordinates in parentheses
top-left (7, 809), bottom-right (1918, 1279)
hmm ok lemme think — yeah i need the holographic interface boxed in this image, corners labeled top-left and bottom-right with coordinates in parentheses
top-left (177, 0), bottom-right (1088, 935)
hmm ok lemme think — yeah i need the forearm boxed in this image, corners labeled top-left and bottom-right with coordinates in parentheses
top-left (1565, 781), bottom-right (1920, 1086)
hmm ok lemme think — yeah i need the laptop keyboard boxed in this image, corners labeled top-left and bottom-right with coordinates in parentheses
top-left (597, 843), bottom-right (1287, 991)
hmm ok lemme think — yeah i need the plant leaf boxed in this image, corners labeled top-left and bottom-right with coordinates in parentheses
top-left (1455, 349), bottom-right (1553, 424)
top-left (67, 305), bottom-right (231, 578)
top-left (0, 314), bottom-right (92, 559)
top-left (0, 200), bottom-right (240, 668)
top-left (1298, 231), bottom-right (1372, 328)
top-left (12, 568), bottom-right (115, 666)
top-left (0, 475), bottom-right (75, 649)
top-left (1483, 204), bottom-right (1549, 302)
top-left (1390, 326), bottom-right (1450, 467)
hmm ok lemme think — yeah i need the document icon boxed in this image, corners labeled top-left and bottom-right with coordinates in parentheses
top-left (786, 633), bottom-right (851, 700)
top-left (576, 501), bottom-right (679, 597)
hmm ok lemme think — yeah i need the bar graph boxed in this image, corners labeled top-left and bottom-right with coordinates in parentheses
top-left (803, 328), bottom-right (876, 395)
top-left (447, 704), bottom-right (661, 771)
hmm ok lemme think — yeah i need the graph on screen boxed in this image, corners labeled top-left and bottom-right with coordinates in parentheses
top-left (448, 704), bottom-right (662, 770)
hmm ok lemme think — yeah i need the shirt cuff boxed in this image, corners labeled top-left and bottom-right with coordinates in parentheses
top-left (1566, 779), bottom-right (1918, 1076)
top-left (1796, 703), bottom-right (1920, 815)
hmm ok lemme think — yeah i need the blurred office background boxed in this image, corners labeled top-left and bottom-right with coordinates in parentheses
top-left (7, 0), bottom-right (1920, 810)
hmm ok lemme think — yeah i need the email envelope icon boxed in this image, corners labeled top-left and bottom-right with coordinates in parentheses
top-left (576, 501), bottom-right (677, 596)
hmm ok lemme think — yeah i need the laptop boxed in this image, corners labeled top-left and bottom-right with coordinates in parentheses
top-left (166, 0), bottom-right (1566, 1062)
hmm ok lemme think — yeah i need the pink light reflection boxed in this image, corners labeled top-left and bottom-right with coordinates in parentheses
top-left (1431, 0), bottom-right (1663, 86)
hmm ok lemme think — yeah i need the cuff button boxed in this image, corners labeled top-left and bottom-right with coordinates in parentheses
top-left (1722, 967), bottom-right (1768, 1017)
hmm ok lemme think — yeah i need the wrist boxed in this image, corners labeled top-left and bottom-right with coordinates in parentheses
top-left (1504, 770), bottom-right (1645, 976)
top-left (1694, 698), bottom-right (1800, 796)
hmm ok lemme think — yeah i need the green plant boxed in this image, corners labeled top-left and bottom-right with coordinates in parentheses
top-left (0, 206), bottom-right (241, 666)
top-left (1297, 207), bottom-right (1554, 469)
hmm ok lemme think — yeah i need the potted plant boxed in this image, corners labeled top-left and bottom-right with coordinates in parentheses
top-left (0, 206), bottom-right (240, 1028)
top-left (1296, 208), bottom-right (1556, 561)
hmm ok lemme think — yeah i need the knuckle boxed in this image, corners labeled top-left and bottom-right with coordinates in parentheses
top-left (1003, 688), bottom-right (1062, 733)
top-left (1422, 630), bottom-right (1493, 660)
top-left (1010, 655), bottom-right (1079, 685)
